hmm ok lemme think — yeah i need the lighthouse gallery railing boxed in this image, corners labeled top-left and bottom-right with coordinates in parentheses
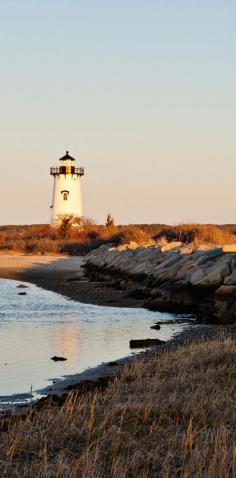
top-left (50, 166), bottom-right (84, 176)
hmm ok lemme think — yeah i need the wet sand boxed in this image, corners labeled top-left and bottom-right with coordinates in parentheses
top-left (0, 254), bottom-right (144, 308)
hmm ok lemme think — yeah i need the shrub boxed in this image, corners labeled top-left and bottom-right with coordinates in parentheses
top-left (56, 215), bottom-right (75, 240)
top-left (111, 226), bottom-right (151, 246)
top-left (155, 224), bottom-right (236, 246)
top-left (105, 213), bottom-right (115, 232)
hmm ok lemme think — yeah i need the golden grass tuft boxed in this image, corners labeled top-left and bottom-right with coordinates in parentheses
top-left (1, 337), bottom-right (236, 477)
top-left (156, 223), bottom-right (236, 246)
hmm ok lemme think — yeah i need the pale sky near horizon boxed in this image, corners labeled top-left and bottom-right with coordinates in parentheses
top-left (1, 0), bottom-right (236, 225)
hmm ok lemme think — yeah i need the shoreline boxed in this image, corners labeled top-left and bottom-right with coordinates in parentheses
top-left (1, 253), bottom-right (236, 413)
top-left (0, 253), bottom-right (146, 308)
top-left (0, 255), bottom-right (152, 411)
top-left (84, 243), bottom-right (236, 322)
top-left (36, 320), bottom-right (234, 400)
top-left (1, 320), bottom-right (235, 417)
top-left (2, 330), bottom-right (235, 476)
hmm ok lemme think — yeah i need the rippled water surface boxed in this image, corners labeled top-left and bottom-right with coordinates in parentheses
top-left (0, 279), bottom-right (190, 407)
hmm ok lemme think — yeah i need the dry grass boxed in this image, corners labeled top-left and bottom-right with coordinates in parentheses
top-left (1, 337), bottom-right (236, 477)
top-left (0, 222), bottom-right (236, 255)
top-left (0, 223), bottom-right (154, 255)
top-left (156, 223), bottom-right (236, 246)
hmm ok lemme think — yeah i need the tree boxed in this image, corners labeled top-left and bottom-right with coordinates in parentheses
top-left (106, 213), bottom-right (115, 232)
top-left (56, 215), bottom-right (95, 239)
top-left (56, 215), bottom-right (74, 239)
top-left (73, 216), bottom-right (95, 230)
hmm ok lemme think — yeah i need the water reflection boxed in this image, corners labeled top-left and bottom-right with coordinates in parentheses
top-left (52, 324), bottom-right (80, 361)
top-left (0, 279), bottom-right (189, 407)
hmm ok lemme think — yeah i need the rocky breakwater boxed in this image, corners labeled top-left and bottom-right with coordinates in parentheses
top-left (84, 242), bottom-right (236, 322)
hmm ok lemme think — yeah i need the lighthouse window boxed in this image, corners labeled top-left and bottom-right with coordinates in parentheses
top-left (63, 192), bottom-right (68, 201)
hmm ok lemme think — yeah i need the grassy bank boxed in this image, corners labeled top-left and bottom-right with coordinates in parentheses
top-left (1, 336), bottom-right (235, 477)
top-left (0, 223), bottom-right (156, 255)
top-left (0, 222), bottom-right (236, 255)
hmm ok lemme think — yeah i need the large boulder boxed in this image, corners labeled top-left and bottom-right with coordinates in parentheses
top-left (191, 247), bottom-right (223, 263)
top-left (130, 338), bottom-right (165, 348)
top-left (148, 284), bottom-right (198, 313)
top-left (160, 242), bottom-right (182, 252)
top-left (223, 245), bottom-right (236, 252)
top-left (189, 268), bottom-right (205, 286)
top-left (189, 255), bottom-right (232, 288)
top-left (224, 267), bottom-right (236, 285)
top-left (214, 285), bottom-right (236, 322)
top-left (152, 252), bottom-right (181, 275)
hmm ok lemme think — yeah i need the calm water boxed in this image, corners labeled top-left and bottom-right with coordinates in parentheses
top-left (0, 279), bottom-right (190, 408)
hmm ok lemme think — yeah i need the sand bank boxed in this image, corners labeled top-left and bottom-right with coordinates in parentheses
top-left (0, 254), bottom-right (144, 308)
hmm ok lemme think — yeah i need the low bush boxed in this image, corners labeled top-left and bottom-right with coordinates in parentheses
top-left (111, 226), bottom-right (151, 245)
top-left (155, 223), bottom-right (236, 246)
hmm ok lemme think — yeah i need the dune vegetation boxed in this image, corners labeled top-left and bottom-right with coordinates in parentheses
top-left (0, 219), bottom-right (236, 255)
top-left (0, 336), bottom-right (235, 477)
top-left (155, 223), bottom-right (236, 247)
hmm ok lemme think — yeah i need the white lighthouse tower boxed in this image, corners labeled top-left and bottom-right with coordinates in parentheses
top-left (50, 151), bottom-right (84, 226)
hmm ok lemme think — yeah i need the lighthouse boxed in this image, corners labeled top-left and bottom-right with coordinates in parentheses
top-left (50, 151), bottom-right (84, 226)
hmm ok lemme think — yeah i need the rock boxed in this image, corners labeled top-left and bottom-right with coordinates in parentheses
top-left (189, 268), bottom-right (205, 286)
top-left (50, 356), bottom-right (67, 361)
top-left (118, 279), bottom-right (128, 290)
top-left (66, 377), bottom-right (111, 392)
top-left (224, 268), bottom-right (236, 285)
top-left (85, 242), bottom-right (236, 322)
top-left (106, 361), bottom-right (120, 367)
top-left (152, 258), bottom-right (185, 284)
top-left (128, 241), bottom-right (139, 249)
top-left (223, 245), bottom-right (236, 252)
top-left (160, 242), bottom-right (182, 252)
top-left (215, 285), bottom-right (236, 297)
top-left (127, 287), bottom-right (150, 300)
top-left (153, 319), bottom-right (195, 325)
top-left (179, 244), bottom-right (194, 255)
top-left (189, 256), bottom-right (232, 287)
top-left (150, 324), bottom-right (161, 330)
top-left (66, 276), bottom-right (83, 282)
top-left (115, 241), bottom-right (139, 251)
top-left (153, 253), bottom-right (181, 272)
top-left (215, 285), bottom-right (236, 323)
top-left (148, 283), bottom-right (198, 313)
top-left (174, 257), bottom-right (197, 281)
top-left (130, 338), bottom-right (165, 348)
top-left (35, 394), bottom-right (67, 408)
top-left (17, 284), bottom-right (28, 288)
top-left (195, 244), bottom-right (222, 252)
top-left (192, 247), bottom-right (223, 263)
top-left (18, 292), bottom-right (27, 296)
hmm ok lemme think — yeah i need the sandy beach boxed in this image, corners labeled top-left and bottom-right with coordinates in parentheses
top-left (0, 253), bottom-right (144, 308)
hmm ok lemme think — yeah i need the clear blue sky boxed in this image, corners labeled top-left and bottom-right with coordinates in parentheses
top-left (1, 0), bottom-right (236, 225)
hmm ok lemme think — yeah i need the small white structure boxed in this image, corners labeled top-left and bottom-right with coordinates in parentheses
top-left (50, 151), bottom-right (84, 226)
